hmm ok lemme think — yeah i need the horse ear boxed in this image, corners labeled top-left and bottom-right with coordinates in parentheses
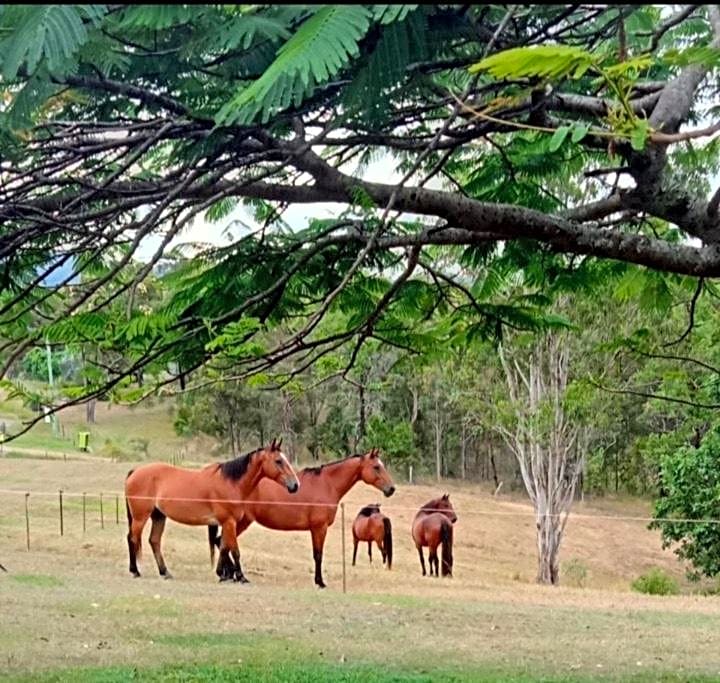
top-left (442, 493), bottom-right (449, 500)
top-left (277, 437), bottom-right (283, 449)
top-left (270, 438), bottom-right (277, 450)
top-left (369, 447), bottom-right (379, 459)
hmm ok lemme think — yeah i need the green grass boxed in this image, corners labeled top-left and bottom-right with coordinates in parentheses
top-left (7, 662), bottom-right (720, 683)
top-left (9, 574), bottom-right (64, 588)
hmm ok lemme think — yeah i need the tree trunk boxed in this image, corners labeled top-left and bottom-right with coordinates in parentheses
top-left (536, 513), bottom-right (562, 585)
top-left (86, 398), bottom-right (96, 424)
top-left (497, 331), bottom-right (583, 587)
top-left (358, 383), bottom-right (366, 441)
top-left (281, 391), bottom-right (294, 461)
top-left (460, 421), bottom-right (467, 480)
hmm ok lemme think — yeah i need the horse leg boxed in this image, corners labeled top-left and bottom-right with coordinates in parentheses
top-left (230, 515), bottom-right (252, 583)
top-left (429, 543), bottom-right (439, 577)
top-left (352, 535), bottom-right (359, 566)
top-left (127, 511), bottom-right (150, 578)
top-left (417, 546), bottom-right (426, 576)
top-left (368, 541), bottom-right (372, 564)
top-left (148, 508), bottom-right (172, 579)
top-left (217, 521), bottom-right (239, 583)
top-left (378, 540), bottom-right (386, 565)
top-left (311, 526), bottom-right (328, 588)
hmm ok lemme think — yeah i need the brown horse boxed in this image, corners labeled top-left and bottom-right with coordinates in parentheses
top-left (412, 494), bottom-right (457, 578)
top-left (352, 503), bottom-right (393, 570)
top-left (210, 448), bottom-right (395, 587)
top-left (125, 438), bottom-right (299, 582)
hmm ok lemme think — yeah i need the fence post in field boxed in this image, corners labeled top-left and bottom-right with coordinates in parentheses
top-left (100, 493), bottom-right (104, 529)
top-left (115, 494), bottom-right (119, 525)
top-left (24, 493), bottom-right (30, 551)
top-left (408, 465), bottom-right (413, 485)
top-left (341, 502), bottom-right (347, 594)
top-left (82, 493), bottom-right (86, 533)
top-left (58, 490), bottom-right (64, 536)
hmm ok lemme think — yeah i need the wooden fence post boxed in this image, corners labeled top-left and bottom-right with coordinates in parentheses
top-left (341, 502), bottom-right (347, 595)
top-left (24, 493), bottom-right (30, 551)
top-left (58, 490), bottom-right (64, 536)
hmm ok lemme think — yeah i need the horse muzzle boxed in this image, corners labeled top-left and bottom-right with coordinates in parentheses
top-left (286, 479), bottom-right (300, 494)
top-left (383, 485), bottom-right (396, 497)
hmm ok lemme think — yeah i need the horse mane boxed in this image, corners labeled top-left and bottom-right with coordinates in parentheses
top-left (419, 498), bottom-right (443, 512)
top-left (218, 448), bottom-right (261, 481)
top-left (358, 504), bottom-right (380, 517)
top-left (302, 453), bottom-right (362, 476)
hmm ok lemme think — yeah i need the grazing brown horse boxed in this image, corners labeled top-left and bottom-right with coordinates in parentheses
top-left (352, 503), bottom-right (393, 570)
top-left (210, 448), bottom-right (395, 588)
top-left (412, 494), bottom-right (457, 578)
top-left (125, 438), bottom-right (299, 582)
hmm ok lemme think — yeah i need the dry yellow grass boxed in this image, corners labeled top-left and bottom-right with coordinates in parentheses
top-left (2, 455), bottom-right (720, 680)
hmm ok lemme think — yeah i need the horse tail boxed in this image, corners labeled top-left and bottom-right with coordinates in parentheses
top-left (440, 520), bottom-right (453, 577)
top-left (383, 517), bottom-right (393, 570)
top-left (125, 469), bottom-right (140, 559)
top-left (208, 525), bottom-right (220, 567)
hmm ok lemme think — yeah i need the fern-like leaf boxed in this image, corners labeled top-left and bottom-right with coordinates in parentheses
top-left (215, 6), bottom-right (372, 126)
top-left (0, 5), bottom-right (106, 80)
top-left (469, 45), bottom-right (597, 81)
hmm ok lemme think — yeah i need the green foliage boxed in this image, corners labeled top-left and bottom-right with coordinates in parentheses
top-left (0, 5), bottom-right (105, 80)
top-left (469, 45), bottom-right (597, 80)
top-left (216, 6), bottom-right (372, 125)
top-left (363, 415), bottom-right (417, 471)
top-left (631, 567), bottom-right (680, 596)
top-left (651, 425), bottom-right (720, 579)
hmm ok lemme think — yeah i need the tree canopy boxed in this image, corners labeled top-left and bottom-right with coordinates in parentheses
top-left (2, 4), bottom-right (720, 432)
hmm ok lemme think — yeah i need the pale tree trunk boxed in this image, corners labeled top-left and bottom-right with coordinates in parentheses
top-left (86, 398), bottom-right (96, 424)
top-left (497, 332), bottom-right (583, 586)
top-left (433, 382), bottom-right (444, 482)
top-left (281, 391), bottom-right (295, 461)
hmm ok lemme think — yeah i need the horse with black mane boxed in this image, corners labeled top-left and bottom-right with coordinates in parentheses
top-left (352, 503), bottom-right (393, 570)
top-left (125, 438), bottom-right (298, 582)
top-left (210, 448), bottom-right (395, 587)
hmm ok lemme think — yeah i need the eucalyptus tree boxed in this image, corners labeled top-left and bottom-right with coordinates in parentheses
top-left (1, 4), bottom-right (720, 437)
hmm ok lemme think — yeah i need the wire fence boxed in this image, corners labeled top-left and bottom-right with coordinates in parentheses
top-left (1, 484), bottom-right (712, 593)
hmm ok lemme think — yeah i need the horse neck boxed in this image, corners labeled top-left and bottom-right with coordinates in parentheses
top-left (234, 456), bottom-right (267, 497)
top-left (415, 503), bottom-right (442, 520)
top-left (320, 457), bottom-right (363, 500)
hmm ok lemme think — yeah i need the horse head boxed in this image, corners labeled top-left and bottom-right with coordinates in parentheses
top-left (422, 493), bottom-right (457, 523)
top-left (359, 447), bottom-right (395, 497)
top-left (259, 438), bottom-right (299, 493)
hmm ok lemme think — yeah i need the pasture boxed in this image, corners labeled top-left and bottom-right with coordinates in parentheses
top-left (2, 453), bottom-right (720, 682)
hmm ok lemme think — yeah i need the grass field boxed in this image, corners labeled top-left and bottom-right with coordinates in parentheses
top-left (3, 449), bottom-right (720, 682)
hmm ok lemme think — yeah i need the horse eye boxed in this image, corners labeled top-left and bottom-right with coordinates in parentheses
top-left (373, 465), bottom-right (380, 471)
top-left (275, 458), bottom-right (283, 466)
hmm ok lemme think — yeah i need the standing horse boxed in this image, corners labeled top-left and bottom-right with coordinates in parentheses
top-left (412, 494), bottom-right (457, 578)
top-left (125, 438), bottom-right (299, 582)
top-left (210, 448), bottom-right (395, 588)
top-left (352, 504), bottom-right (393, 570)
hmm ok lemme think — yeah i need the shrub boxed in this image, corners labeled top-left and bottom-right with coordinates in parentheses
top-left (563, 558), bottom-right (588, 588)
top-left (631, 567), bottom-right (679, 596)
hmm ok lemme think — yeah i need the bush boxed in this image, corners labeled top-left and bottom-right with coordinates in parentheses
top-left (631, 567), bottom-right (680, 596)
top-left (563, 558), bottom-right (588, 588)
top-left (97, 439), bottom-right (132, 462)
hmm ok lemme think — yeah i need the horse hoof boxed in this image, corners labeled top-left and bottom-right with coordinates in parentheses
top-left (234, 575), bottom-right (250, 584)
top-left (131, 572), bottom-right (141, 578)
top-left (163, 573), bottom-right (173, 580)
top-left (316, 582), bottom-right (327, 589)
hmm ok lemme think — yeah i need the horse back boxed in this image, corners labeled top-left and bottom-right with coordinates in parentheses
top-left (412, 512), bottom-right (447, 546)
